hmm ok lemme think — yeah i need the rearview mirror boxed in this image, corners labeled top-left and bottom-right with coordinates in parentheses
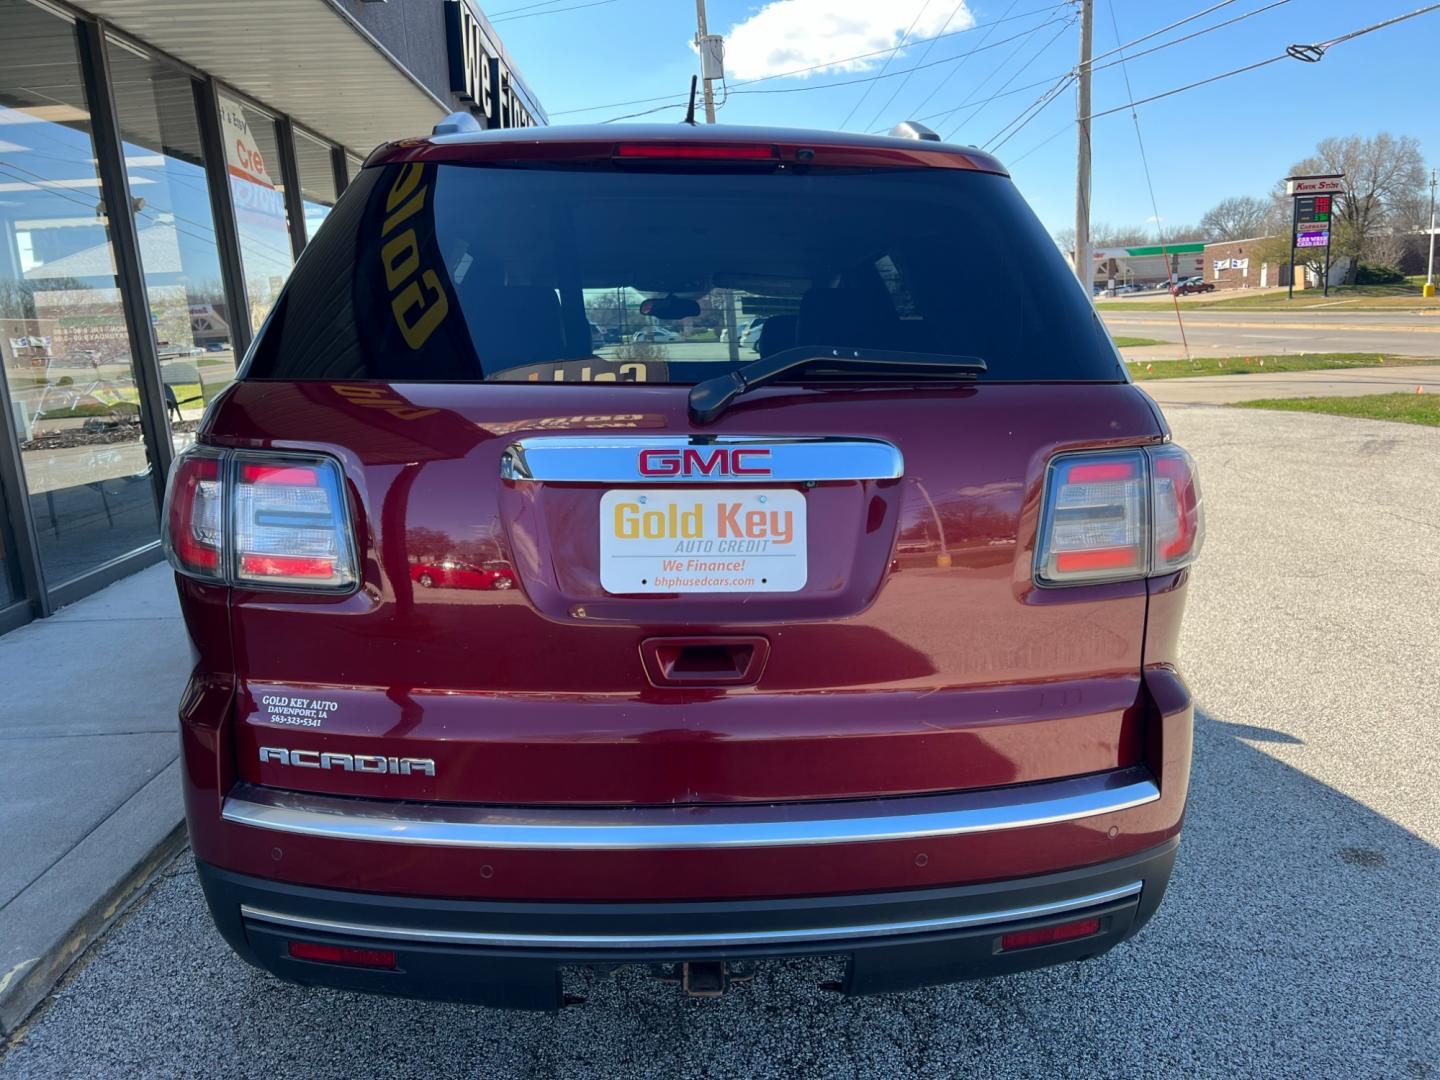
top-left (639, 295), bottom-right (701, 321)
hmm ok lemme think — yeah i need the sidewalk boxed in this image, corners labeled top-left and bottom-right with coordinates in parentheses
top-left (1138, 363), bottom-right (1440, 406)
top-left (0, 563), bottom-right (190, 1037)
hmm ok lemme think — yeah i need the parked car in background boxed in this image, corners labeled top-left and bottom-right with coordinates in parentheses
top-left (740, 316), bottom-right (769, 351)
top-left (164, 120), bottom-right (1203, 1012)
top-left (1171, 277), bottom-right (1215, 296)
top-left (630, 326), bottom-right (681, 343)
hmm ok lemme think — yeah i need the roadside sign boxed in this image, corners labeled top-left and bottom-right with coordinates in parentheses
top-left (1285, 175), bottom-right (1345, 196)
top-left (1287, 175), bottom-right (1343, 298)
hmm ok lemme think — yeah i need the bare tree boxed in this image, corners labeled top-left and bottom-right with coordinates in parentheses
top-left (1200, 196), bottom-right (1273, 241)
top-left (1286, 133), bottom-right (1427, 280)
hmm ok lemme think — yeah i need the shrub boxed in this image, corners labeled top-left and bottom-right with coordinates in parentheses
top-left (1354, 263), bottom-right (1405, 285)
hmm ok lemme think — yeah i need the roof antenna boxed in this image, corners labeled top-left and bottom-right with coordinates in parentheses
top-left (682, 75), bottom-right (698, 126)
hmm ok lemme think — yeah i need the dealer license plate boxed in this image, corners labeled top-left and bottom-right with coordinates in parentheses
top-left (599, 489), bottom-right (807, 594)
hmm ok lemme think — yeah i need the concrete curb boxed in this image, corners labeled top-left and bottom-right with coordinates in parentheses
top-left (0, 760), bottom-right (187, 1039)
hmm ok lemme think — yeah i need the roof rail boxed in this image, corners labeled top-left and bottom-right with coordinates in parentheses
top-left (889, 121), bottom-right (941, 142)
top-left (433, 111), bottom-right (483, 136)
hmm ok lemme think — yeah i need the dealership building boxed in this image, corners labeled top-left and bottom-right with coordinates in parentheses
top-left (0, 0), bottom-right (544, 635)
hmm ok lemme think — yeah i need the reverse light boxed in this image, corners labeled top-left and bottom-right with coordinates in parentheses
top-left (163, 446), bottom-right (358, 592)
top-left (287, 941), bottom-right (396, 969)
top-left (1035, 445), bottom-right (1204, 586)
top-left (999, 917), bottom-right (1102, 952)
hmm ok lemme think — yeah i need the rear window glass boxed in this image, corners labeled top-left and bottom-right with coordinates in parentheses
top-left (244, 161), bottom-right (1122, 385)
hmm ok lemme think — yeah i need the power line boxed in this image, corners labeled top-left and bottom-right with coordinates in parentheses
top-left (490, 0), bottom-right (616, 24)
top-left (918, 0), bottom-right (1294, 128)
top-left (840, 0), bottom-right (936, 129)
top-left (487, 0), bottom-right (578, 17)
top-left (943, 17), bottom-right (1076, 141)
top-left (552, 3), bottom-right (1067, 117)
top-left (1009, 2), bottom-right (1440, 163)
top-left (984, 73), bottom-right (1073, 151)
top-left (1103, 0), bottom-right (1190, 358)
top-left (861, 0), bottom-right (973, 132)
top-left (594, 15), bottom-right (1075, 121)
top-left (900, 0), bottom-right (1035, 125)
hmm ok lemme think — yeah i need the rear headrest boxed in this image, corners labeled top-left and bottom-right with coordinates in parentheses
top-left (755, 314), bottom-right (797, 358)
top-left (796, 288), bottom-right (895, 348)
top-left (461, 285), bottom-right (565, 369)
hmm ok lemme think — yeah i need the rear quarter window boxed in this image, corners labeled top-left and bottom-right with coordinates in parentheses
top-left (244, 160), bottom-right (1123, 385)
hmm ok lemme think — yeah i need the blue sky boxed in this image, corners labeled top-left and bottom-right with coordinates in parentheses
top-left (491, 0), bottom-right (1439, 237)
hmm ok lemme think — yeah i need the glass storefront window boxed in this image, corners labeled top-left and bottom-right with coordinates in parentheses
top-left (0, 0), bottom-right (162, 588)
top-left (107, 36), bottom-right (235, 439)
top-left (294, 129), bottom-right (337, 243)
top-left (216, 91), bottom-right (293, 335)
top-left (345, 153), bottom-right (365, 191)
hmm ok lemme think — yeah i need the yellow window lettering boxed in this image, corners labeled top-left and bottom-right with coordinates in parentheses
top-left (392, 270), bottom-right (449, 349)
top-left (385, 162), bottom-right (425, 212)
top-left (382, 184), bottom-right (426, 237)
top-left (381, 230), bottom-right (420, 291)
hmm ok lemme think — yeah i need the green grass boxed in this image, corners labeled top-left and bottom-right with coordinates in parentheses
top-left (1125, 353), bottom-right (1439, 381)
top-left (1234, 392), bottom-right (1440, 427)
top-left (1111, 336), bottom-right (1166, 347)
top-left (1096, 281), bottom-right (1440, 312)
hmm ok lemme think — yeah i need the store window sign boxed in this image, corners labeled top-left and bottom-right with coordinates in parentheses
top-left (219, 102), bottom-right (285, 230)
top-left (1213, 258), bottom-right (1249, 272)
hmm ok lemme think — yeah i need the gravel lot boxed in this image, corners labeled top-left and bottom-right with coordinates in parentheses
top-left (3, 405), bottom-right (1437, 1080)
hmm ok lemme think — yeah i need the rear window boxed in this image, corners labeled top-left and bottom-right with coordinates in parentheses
top-left (244, 160), bottom-right (1123, 385)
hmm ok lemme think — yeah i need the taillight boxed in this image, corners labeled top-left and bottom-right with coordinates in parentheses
top-left (1149, 444), bottom-right (1204, 573)
top-left (162, 446), bottom-right (224, 580)
top-left (162, 446), bottom-right (358, 592)
top-left (1035, 445), bottom-right (1203, 586)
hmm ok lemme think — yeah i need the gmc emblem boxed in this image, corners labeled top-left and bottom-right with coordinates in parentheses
top-left (637, 447), bottom-right (772, 478)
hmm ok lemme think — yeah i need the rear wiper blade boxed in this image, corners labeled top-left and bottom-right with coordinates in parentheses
top-left (688, 346), bottom-right (987, 424)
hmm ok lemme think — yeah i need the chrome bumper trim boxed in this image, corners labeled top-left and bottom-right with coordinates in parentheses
top-left (221, 768), bottom-right (1158, 852)
top-left (240, 881), bottom-right (1142, 950)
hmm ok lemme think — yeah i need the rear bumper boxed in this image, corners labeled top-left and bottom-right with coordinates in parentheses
top-left (197, 837), bottom-right (1178, 1010)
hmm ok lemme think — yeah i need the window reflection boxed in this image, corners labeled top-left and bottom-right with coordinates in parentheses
top-left (107, 36), bottom-right (236, 442)
top-left (294, 129), bottom-right (337, 243)
top-left (0, 0), bottom-right (161, 588)
top-left (216, 92), bottom-right (293, 334)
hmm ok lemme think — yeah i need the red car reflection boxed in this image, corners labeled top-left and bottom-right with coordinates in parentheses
top-left (410, 560), bottom-right (516, 591)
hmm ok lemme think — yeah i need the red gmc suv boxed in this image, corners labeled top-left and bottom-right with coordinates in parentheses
top-left (163, 120), bottom-right (1202, 1009)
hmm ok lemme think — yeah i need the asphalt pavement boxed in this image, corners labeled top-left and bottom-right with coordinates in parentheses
top-left (2, 406), bottom-right (1437, 1079)
top-left (1103, 309), bottom-right (1440, 360)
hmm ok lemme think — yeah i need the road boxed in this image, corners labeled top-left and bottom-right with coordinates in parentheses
top-left (3, 407), bottom-right (1438, 1079)
top-left (1103, 309), bottom-right (1440, 360)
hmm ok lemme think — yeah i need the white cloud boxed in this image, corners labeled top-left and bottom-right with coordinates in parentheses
top-left (721, 0), bottom-right (976, 81)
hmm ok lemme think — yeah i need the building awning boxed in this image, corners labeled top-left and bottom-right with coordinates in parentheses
top-left (77, 0), bottom-right (448, 155)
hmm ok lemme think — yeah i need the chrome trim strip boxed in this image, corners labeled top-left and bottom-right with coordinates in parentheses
top-left (500, 435), bottom-right (904, 483)
top-left (221, 769), bottom-right (1158, 851)
top-left (240, 882), bottom-right (1142, 950)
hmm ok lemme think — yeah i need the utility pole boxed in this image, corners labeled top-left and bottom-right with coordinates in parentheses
top-left (1426, 167), bottom-right (1437, 298)
top-left (694, 0), bottom-right (739, 357)
top-left (1074, 0), bottom-right (1094, 289)
top-left (694, 0), bottom-right (719, 124)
